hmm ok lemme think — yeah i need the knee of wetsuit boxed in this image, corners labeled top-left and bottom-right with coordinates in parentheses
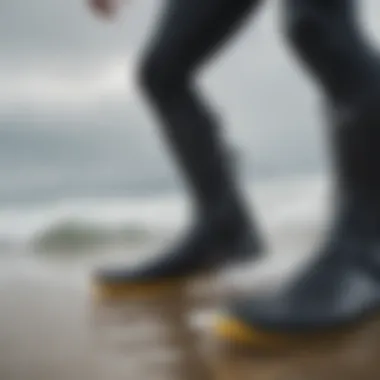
top-left (283, 0), bottom-right (327, 49)
top-left (138, 54), bottom-right (188, 101)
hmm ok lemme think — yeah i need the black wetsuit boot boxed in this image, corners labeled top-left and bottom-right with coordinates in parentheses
top-left (93, 0), bottom-right (264, 299)
top-left (215, 0), bottom-right (380, 345)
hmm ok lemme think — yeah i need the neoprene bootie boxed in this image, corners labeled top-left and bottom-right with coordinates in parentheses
top-left (215, 96), bottom-right (380, 347)
top-left (214, 0), bottom-right (380, 349)
top-left (93, 189), bottom-right (263, 299)
top-left (93, 62), bottom-right (265, 299)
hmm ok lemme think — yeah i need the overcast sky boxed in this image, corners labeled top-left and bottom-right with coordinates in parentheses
top-left (1, 0), bottom-right (380, 201)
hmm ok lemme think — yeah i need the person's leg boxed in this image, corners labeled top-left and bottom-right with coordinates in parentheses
top-left (216, 0), bottom-right (380, 346)
top-left (284, 0), bottom-right (380, 104)
top-left (93, 0), bottom-right (265, 299)
top-left (138, 0), bottom-right (263, 220)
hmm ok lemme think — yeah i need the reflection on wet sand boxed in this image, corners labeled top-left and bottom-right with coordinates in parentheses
top-left (91, 282), bottom-right (380, 380)
top-left (213, 317), bottom-right (380, 380)
top-left (0, 257), bottom-right (379, 380)
top-left (91, 284), bottom-right (215, 380)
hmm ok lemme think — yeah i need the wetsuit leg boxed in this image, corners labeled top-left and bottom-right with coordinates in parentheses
top-left (93, 0), bottom-right (265, 299)
top-left (283, 0), bottom-right (380, 103)
top-left (215, 0), bottom-right (380, 347)
top-left (139, 0), bottom-right (262, 211)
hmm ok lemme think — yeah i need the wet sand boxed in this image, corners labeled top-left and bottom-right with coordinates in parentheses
top-left (1, 249), bottom-right (380, 380)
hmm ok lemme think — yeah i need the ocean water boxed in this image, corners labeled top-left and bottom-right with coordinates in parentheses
top-left (0, 173), bottom-right (330, 258)
top-left (0, 0), bottom-right (344, 273)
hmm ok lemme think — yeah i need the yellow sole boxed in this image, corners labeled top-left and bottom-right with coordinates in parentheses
top-left (91, 277), bottom-right (193, 302)
top-left (214, 315), bottom-right (297, 348)
top-left (213, 315), bottom-right (363, 350)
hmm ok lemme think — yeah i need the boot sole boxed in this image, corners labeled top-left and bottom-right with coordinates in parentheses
top-left (214, 315), bottom-right (297, 349)
top-left (91, 251), bottom-right (260, 302)
top-left (92, 277), bottom-right (193, 302)
top-left (213, 314), bottom-right (370, 350)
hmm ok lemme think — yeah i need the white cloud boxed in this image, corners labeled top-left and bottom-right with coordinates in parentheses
top-left (0, 56), bottom-right (134, 111)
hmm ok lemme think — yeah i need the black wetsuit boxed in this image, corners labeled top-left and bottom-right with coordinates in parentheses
top-left (221, 0), bottom-right (380, 336)
top-left (95, 0), bottom-right (265, 287)
top-left (138, 0), bottom-right (378, 213)
top-left (138, 0), bottom-right (262, 212)
top-left (96, 0), bottom-right (380, 334)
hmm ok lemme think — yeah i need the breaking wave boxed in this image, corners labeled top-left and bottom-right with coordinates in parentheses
top-left (0, 175), bottom-right (329, 254)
